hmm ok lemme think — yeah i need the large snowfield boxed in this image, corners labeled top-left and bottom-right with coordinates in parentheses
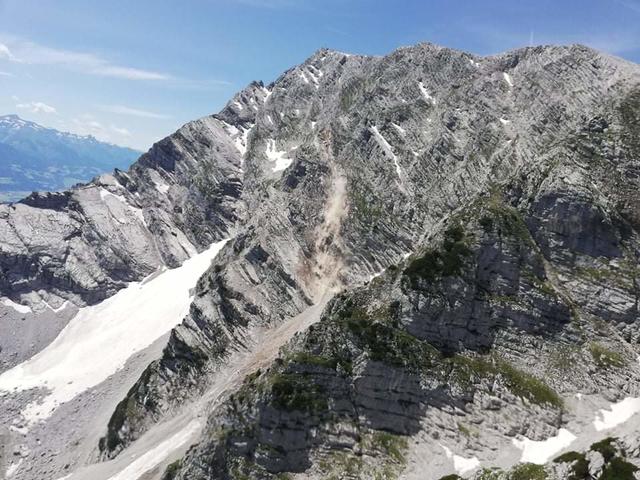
top-left (0, 239), bottom-right (229, 424)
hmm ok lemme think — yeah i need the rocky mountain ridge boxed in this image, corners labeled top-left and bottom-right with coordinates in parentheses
top-left (0, 42), bottom-right (639, 480)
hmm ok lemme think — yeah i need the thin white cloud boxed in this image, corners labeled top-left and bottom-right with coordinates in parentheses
top-left (16, 101), bottom-right (57, 114)
top-left (0, 42), bottom-right (15, 60)
top-left (0, 38), bottom-right (170, 81)
top-left (0, 70), bottom-right (13, 77)
top-left (100, 104), bottom-right (171, 119)
top-left (94, 65), bottom-right (168, 81)
top-left (1, 38), bottom-right (231, 87)
top-left (110, 125), bottom-right (132, 137)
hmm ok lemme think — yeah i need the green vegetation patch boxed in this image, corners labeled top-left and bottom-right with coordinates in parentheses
top-left (334, 299), bottom-right (562, 407)
top-left (590, 437), bottom-right (617, 462)
top-left (162, 460), bottom-right (182, 480)
top-left (404, 225), bottom-right (472, 285)
top-left (553, 451), bottom-right (589, 479)
top-left (335, 302), bottom-right (439, 371)
top-left (367, 431), bottom-right (408, 464)
top-left (478, 189), bottom-right (533, 245)
top-left (476, 468), bottom-right (503, 480)
top-left (588, 343), bottom-right (626, 369)
top-left (270, 373), bottom-right (328, 413)
top-left (600, 457), bottom-right (639, 480)
top-left (316, 429), bottom-right (408, 480)
top-left (451, 355), bottom-right (563, 408)
top-left (458, 422), bottom-right (473, 438)
top-left (289, 352), bottom-right (341, 370)
top-left (508, 463), bottom-right (547, 480)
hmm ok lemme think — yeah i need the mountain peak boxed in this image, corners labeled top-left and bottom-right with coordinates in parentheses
top-left (1, 40), bottom-right (640, 480)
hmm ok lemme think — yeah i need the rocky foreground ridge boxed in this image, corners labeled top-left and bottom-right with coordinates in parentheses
top-left (1, 42), bottom-right (640, 480)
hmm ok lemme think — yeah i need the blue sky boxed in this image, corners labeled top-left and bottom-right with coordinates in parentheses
top-left (0, 0), bottom-right (639, 150)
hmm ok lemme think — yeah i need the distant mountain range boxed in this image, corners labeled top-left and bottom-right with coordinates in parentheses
top-left (0, 114), bottom-right (141, 202)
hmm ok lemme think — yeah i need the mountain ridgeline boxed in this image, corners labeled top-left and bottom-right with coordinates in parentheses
top-left (0, 43), bottom-right (640, 480)
top-left (0, 114), bottom-right (140, 202)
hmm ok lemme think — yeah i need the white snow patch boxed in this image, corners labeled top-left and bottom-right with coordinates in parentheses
top-left (308, 64), bottom-right (323, 77)
top-left (5, 459), bottom-right (23, 478)
top-left (9, 424), bottom-right (28, 435)
top-left (305, 68), bottom-right (320, 88)
top-left (239, 126), bottom-right (251, 156)
top-left (299, 70), bottom-right (309, 84)
top-left (265, 139), bottom-right (293, 172)
top-left (370, 126), bottom-right (403, 180)
top-left (261, 86), bottom-right (272, 101)
top-left (469, 58), bottom-right (480, 67)
top-left (503, 72), bottom-right (514, 87)
top-left (233, 100), bottom-right (243, 111)
top-left (310, 121), bottom-right (317, 129)
top-left (221, 121), bottom-right (252, 158)
top-left (154, 182), bottom-right (170, 195)
top-left (441, 445), bottom-right (481, 475)
top-left (223, 123), bottom-right (240, 136)
top-left (99, 188), bottom-right (127, 204)
top-left (0, 240), bottom-right (229, 424)
top-left (594, 397), bottom-right (640, 431)
top-left (106, 419), bottom-right (201, 480)
top-left (512, 428), bottom-right (576, 464)
top-left (2, 298), bottom-right (31, 314)
top-left (267, 114), bottom-right (274, 125)
top-left (418, 81), bottom-right (436, 103)
top-left (499, 118), bottom-right (511, 125)
top-left (392, 123), bottom-right (406, 135)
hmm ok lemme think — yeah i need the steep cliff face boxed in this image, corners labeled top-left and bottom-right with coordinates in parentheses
top-left (0, 109), bottom-right (246, 307)
top-left (162, 175), bottom-right (640, 479)
top-left (1, 42), bottom-right (640, 480)
top-left (99, 43), bottom-right (640, 466)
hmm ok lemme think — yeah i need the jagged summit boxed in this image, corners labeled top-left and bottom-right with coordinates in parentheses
top-left (0, 42), bottom-right (639, 480)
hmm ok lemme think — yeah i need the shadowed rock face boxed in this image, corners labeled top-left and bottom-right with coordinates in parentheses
top-left (2, 42), bottom-right (640, 480)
